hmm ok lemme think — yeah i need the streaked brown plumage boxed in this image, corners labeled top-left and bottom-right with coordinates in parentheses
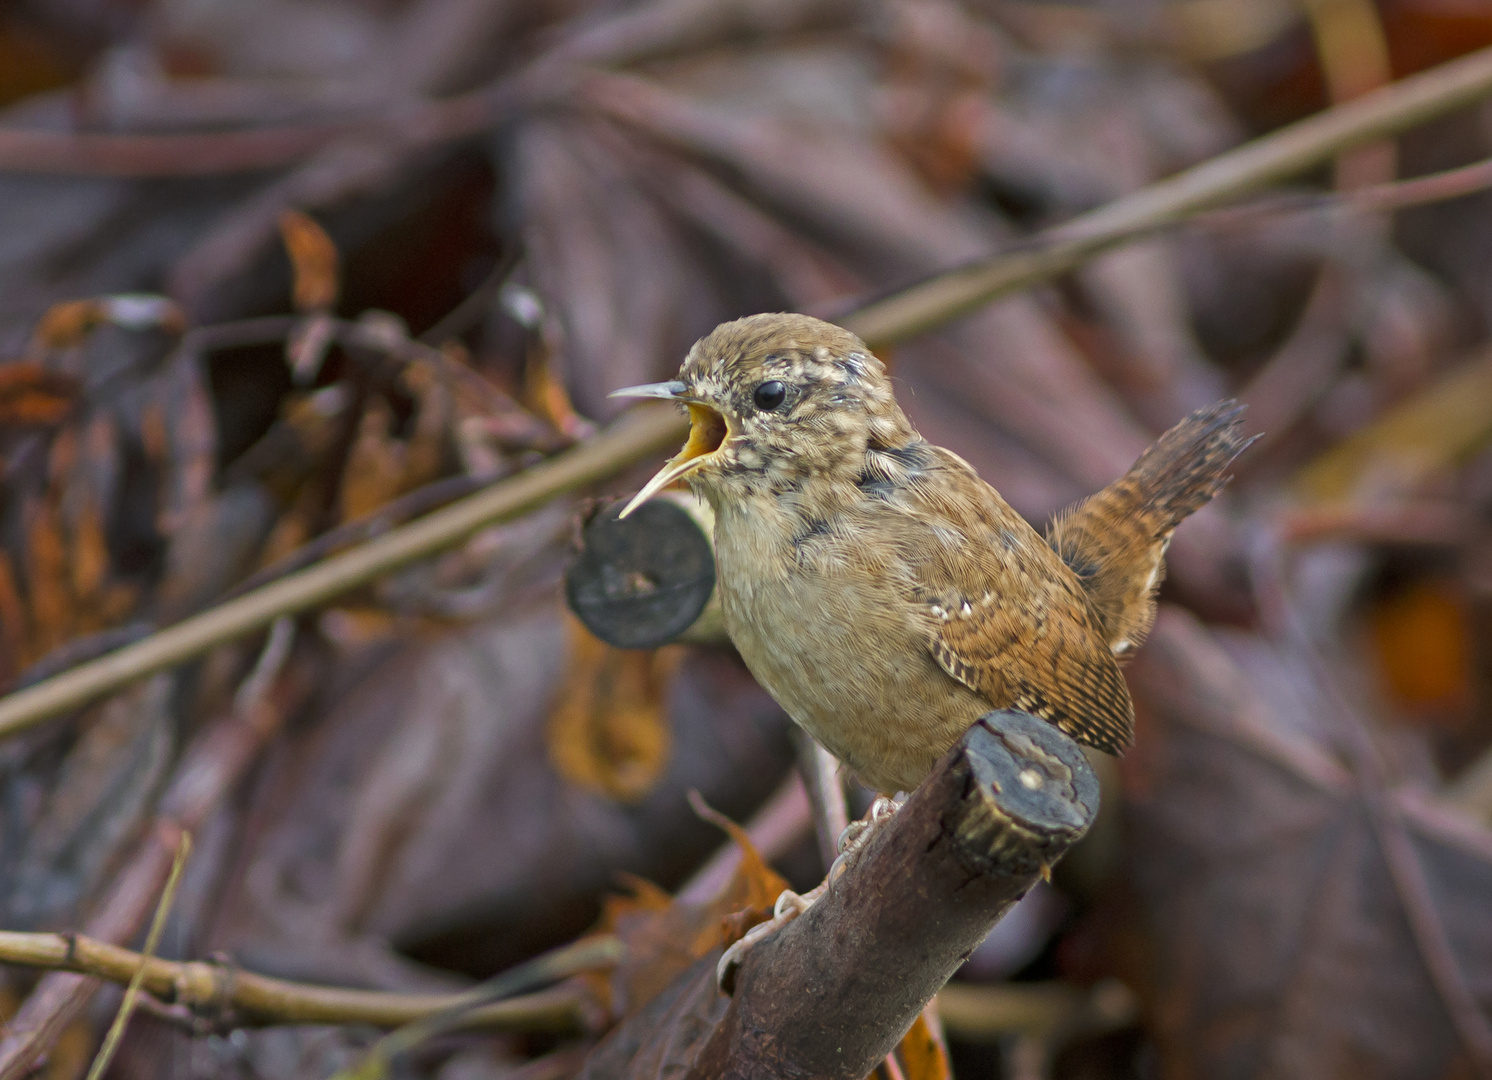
top-left (613, 313), bottom-right (1251, 794)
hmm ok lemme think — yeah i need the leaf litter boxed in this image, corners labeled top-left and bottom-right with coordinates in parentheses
top-left (0, 1), bottom-right (1491, 1078)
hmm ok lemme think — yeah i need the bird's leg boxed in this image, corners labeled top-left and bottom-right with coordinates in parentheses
top-left (829, 794), bottom-right (898, 881)
top-left (715, 794), bottom-right (900, 991)
top-left (792, 733), bottom-right (850, 868)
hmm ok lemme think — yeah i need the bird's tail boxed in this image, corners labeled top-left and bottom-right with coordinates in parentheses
top-left (1047, 401), bottom-right (1254, 660)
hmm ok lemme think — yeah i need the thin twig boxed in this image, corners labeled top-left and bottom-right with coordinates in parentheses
top-left (842, 44), bottom-right (1492, 346)
top-left (0, 930), bottom-right (604, 1033)
top-left (9, 46), bottom-right (1492, 738)
top-left (330, 936), bottom-right (624, 1080)
top-left (1202, 152), bottom-right (1492, 227)
top-left (0, 80), bottom-right (521, 177)
top-left (0, 403), bottom-right (685, 737)
top-left (0, 633), bottom-right (308, 1080)
top-left (81, 833), bottom-right (193, 1080)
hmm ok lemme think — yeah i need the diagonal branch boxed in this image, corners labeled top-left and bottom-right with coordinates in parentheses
top-left (7, 45), bottom-right (1492, 739)
top-left (842, 44), bottom-right (1492, 346)
top-left (576, 709), bottom-right (1100, 1079)
top-left (0, 403), bottom-right (686, 737)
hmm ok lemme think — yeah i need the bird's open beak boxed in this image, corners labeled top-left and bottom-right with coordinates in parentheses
top-left (609, 381), bottom-right (729, 518)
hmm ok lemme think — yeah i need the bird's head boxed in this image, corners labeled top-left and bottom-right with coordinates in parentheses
top-left (611, 313), bottom-right (916, 516)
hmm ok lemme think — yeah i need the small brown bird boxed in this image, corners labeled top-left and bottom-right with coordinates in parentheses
top-left (613, 313), bottom-right (1250, 795)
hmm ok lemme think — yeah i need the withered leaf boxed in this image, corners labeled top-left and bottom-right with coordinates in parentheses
top-left (23, 493), bottom-right (72, 660)
top-left (897, 1011), bottom-right (953, 1080)
top-left (278, 209), bottom-right (341, 313)
top-left (1124, 609), bottom-right (1492, 1080)
top-left (0, 552), bottom-right (26, 685)
top-left (596, 797), bottom-right (788, 1021)
top-left (0, 362), bottom-right (79, 426)
top-left (547, 613), bottom-right (680, 803)
top-left (209, 606), bottom-right (793, 987)
top-left (29, 296), bottom-right (184, 350)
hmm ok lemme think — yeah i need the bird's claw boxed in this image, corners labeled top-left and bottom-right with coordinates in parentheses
top-left (716, 883), bottom-right (824, 992)
top-left (716, 798), bottom-right (900, 992)
top-left (829, 795), bottom-right (898, 882)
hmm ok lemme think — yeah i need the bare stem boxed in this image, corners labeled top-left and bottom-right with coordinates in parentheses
top-left (7, 45), bottom-right (1492, 739)
top-left (0, 930), bottom-right (608, 1033)
top-left (0, 403), bottom-right (686, 736)
top-left (843, 44), bottom-right (1492, 346)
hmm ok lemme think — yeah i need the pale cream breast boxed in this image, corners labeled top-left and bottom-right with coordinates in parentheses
top-left (711, 497), bottom-right (990, 794)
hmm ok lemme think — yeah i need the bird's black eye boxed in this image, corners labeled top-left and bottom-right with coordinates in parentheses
top-left (753, 380), bottom-right (787, 411)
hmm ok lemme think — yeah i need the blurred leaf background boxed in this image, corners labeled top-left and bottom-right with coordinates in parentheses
top-left (2, 0), bottom-right (1492, 1077)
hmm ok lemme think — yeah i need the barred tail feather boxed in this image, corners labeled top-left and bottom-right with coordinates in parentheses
top-left (1047, 401), bottom-right (1253, 660)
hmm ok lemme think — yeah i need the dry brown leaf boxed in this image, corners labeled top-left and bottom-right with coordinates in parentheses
top-left (24, 495), bottom-right (72, 661)
top-left (1369, 578), bottom-right (1471, 717)
top-left (68, 500), bottom-right (110, 618)
top-left (339, 398), bottom-right (410, 523)
top-left (1124, 609), bottom-right (1492, 1080)
top-left (896, 1010), bottom-right (953, 1080)
top-left (0, 362), bottom-right (79, 426)
top-left (31, 299), bottom-right (107, 350)
top-left (29, 296), bottom-right (185, 351)
top-left (596, 798), bottom-right (788, 1021)
top-left (208, 607), bottom-right (792, 998)
top-left (547, 614), bottom-right (679, 803)
top-left (524, 343), bottom-right (594, 441)
top-left (278, 209), bottom-right (340, 312)
top-left (0, 552), bottom-right (27, 685)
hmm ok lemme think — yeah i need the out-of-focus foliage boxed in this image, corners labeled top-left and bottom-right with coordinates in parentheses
top-left (1, 0), bottom-right (1491, 1077)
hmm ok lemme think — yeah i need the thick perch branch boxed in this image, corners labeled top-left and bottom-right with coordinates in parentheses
top-left (579, 708), bottom-right (1099, 1079)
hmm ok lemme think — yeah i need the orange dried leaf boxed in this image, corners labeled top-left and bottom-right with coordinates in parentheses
top-left (1369, 578), bottom-right (1470, 716)
top-left (278, 210), bottom-right (340, 312)
top-left (0, 553), bottom-right (27, 684)
top-left (547, 614), bottom-right (676, 802)
top-left (0, 363), bottom-right (79, 426)
top-left (31, 295), bottom-right (184, 350)
top-left (69, 499), bottom-right (110, 609)
top-left (25, 498), bottom-right (72, 658)
top-left (524, 347), bottom-right (593, 441)
top-left (686, 789), bottom-right (789, 927)
top-left (895, 1010), bottom-right (952, 1080)
top-left (595, 803), bottom-right (788, 1021)
top-left (339, 398), bottom-right (408, 522)
top-left (32, 299), bottom-right (104, 350)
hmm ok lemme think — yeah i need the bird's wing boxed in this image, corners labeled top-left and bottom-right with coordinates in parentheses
top-left (893, 446), bottom-right (1134, 755)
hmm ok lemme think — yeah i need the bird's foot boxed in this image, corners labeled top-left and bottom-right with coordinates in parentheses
top-left (714, 796), bottom-right (899, 993)
top-left (828, 795), bottom-right (898, 882)
top-left (716, 881), bottom-right (826, 991)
